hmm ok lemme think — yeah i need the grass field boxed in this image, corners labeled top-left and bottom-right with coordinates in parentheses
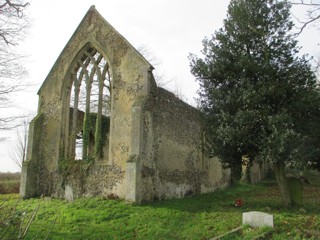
top-left (1, 180), bottom-right (319, 239)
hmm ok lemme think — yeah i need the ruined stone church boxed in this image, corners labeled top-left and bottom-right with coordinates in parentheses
top-left (20, 6), bottom-right (231, 203)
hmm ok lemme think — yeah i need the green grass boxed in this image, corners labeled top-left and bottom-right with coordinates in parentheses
top-left (1, 181), bottom-right (319, 239)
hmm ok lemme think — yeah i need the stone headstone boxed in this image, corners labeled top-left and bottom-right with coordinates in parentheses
top-left (65, 185), bottom-right (74, 202)
top-left (242, 211), bottom-right (274, 228)
top-left (43, 196), bottom-right (52, 202)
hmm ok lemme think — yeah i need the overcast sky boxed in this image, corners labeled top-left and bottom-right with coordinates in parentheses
top-left (1, 0), bottom-right (319, 172)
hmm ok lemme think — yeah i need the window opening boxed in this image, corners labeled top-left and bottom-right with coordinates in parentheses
top-left (69, 46), bottom-right (111, 161)
top-left (75, 131), bottom-right (83, 160)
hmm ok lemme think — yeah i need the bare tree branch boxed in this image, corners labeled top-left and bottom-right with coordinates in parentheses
top-left (0, 0), bottom-right (30, 46)
top-left (137, 44), bottom-right (171, 87)
top-left (295, 13), bottom-right (320, 35)
top-left (291, 1), bottom-right (320, 7)
top-left (9, 119), bottom-right (28, 169)
top-left (0, 0), bottom-right (30, 131)
top-left (0, 115), bottom-right (28, 131)
top-left (291, 0), bottom-right (320, 34)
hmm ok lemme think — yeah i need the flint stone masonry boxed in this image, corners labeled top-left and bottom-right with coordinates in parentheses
top-left (18, 5), bottom-right (268, 203)
top-left (242, 211), bottom-right (274, 228)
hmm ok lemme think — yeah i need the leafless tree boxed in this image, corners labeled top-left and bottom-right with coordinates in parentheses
top-left (291, 0), bottom-right (320, 34)
top-left (9, 119), bottom-right (28, 170)
top-left (137, 44), bottom-right (172, 87)
top-left (0, 0), bottom-right (30, 131)
top-left (137, 45), bottom-right (189, 101)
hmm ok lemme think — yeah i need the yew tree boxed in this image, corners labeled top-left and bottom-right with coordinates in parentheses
top-left (190, 0), bottom-right (320, 206)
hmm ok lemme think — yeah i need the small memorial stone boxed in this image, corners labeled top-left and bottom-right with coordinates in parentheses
top-left (65, 185), bottom-right (74, 202)
top-left (242, 211), bottom-right (274, 228)
top-left (43, 196), bottom-right (52, 202)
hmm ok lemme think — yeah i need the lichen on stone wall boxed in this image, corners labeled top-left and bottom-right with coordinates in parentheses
top-left (138, 86), bottom-right (210, 201)
top-left (40, 96), bottom-right (62, 120)
top-left (56, 158), bottom-right (125, 198)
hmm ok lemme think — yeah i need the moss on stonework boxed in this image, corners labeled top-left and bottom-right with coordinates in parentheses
top-left (58, 113), bottom-right (109, 183)
top-left (58, 157), bottom-right (94, 181)
top-left (90, 113), bottom-right (110, 159)
top-left (82, 113), bottom-right (110, 160)
top-left (90, 113), bottom-right (110, 158)
top-left (82, 112), bottom-right (91, 159)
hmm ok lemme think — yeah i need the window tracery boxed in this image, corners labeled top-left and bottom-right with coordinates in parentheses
top-left (69, 46), bottom-right (111, 160)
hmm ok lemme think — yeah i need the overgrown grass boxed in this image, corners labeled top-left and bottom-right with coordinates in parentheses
top-left (1, 181), bottom-right (319, 239)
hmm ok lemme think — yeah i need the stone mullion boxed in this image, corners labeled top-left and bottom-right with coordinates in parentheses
top-left (82, 60), bottom-right (97, 159)
top-left (69, 58), bottom-right (91, 160)
top-left (87, 54), bottom-right (104, 159)
top-left (94, 63), bottom-right (107, 158)
top-left (101, 62), bottom-right (110, 91)
top-left (76, 57), bottom-right (91, 86)
top-left (103, 63), bottom-right (111, 113)
top-left (69, 74), bottom-right (80, 159)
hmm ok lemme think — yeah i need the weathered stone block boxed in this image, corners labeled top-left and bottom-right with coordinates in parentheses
top-left (43, 196), bottom-right (52, 202)
top-left (125, 160), bottom-right (141, 203)
top-left (242, 211), bottom-right (274, 228)
top-left (65, 185), bottom-right (74, 202)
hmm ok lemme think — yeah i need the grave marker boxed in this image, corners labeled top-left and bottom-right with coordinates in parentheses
top-left (242, 211), bottom-right (274, 228)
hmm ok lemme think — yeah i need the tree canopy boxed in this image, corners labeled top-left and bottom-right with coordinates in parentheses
top-left (190, 0), bottom-right (320, 205)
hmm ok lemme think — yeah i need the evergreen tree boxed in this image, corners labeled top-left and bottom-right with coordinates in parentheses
top-left (190, 0), bottom-right (320, 206)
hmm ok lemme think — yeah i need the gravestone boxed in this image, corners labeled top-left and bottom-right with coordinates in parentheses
top-left (242, 211), bottom-right (274, 228)
top-left (43, 196), bottom-right (52, 202)
top-left (65, 185), bottom-right (74, 202)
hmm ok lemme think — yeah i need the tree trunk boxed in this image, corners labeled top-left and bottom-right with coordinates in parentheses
top-left (230, 159), bottom-right (242, 185)
top-left (288, 177), bottom-right (303, 206)
top-left (273, 162), bottom-right (291, 206)
top-left (244, 163), bottom-right (252, 184)
top-left (241, 156), bottom-right (252, 184)
top-left (246, 156), bottom-right (255, 184)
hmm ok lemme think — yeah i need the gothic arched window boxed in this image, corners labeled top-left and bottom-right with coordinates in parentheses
top-left (69, 46), bottom-right (111, 160)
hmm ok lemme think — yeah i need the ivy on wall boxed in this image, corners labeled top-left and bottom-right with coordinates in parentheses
top-left (82, 112), bottom-right (110, 161)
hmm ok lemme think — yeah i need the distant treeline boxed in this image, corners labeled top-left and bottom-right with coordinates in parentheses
top-left (0, 172), bottom-right (20, 194)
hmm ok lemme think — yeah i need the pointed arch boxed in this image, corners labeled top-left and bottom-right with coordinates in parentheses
top-left (66, 44), bottom-right (112, 161)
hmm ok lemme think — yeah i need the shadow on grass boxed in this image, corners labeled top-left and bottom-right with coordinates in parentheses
top-left (141, 180), bottom-right (320, 214)
top-left (140, 181), bottom-right (278, 213)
